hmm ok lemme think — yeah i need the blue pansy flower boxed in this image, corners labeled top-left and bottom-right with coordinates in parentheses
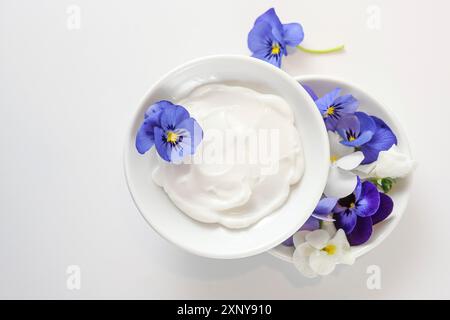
top-left (135, 101), bottom-right (203, 162)
top-left (247, 8), bottom-right (304, 67)
top-left (315, 88), bottom-right (359, 131)
top-left (333, 180), bottom-right (394, 246)
top-left (282, 197), bottom-right (337, 246)
top-left (332, 178), bottom-right (380, 235)
top-left (135, 100), bottom-right (171, 154)
top-left (336, 112), bottom-right (376, 147)
top-left (336, 112), bottom-right (397, 164)
top-left (360, 116), bottom-right (398, 164)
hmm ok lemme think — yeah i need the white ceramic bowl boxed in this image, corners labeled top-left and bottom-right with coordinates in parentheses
top-left (124, 56), bottom-right (329, 259)
top-left (269, 75), bottom-right (413, 263)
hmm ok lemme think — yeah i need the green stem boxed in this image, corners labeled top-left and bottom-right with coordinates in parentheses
top-left (297, 44), bottom-right (345, 54)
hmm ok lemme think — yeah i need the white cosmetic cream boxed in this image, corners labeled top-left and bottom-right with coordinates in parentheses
top-left (152, 84), bottom-right (304, 228)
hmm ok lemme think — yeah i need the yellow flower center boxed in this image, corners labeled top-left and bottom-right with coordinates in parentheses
top-left (271, 43), bottom-right (281, 55)
top-left (348, 136), bottom-right (356, 141)
top-left (322, 244), bottom-right (337, 255)
top-left (326, 106), bottom-right (335, 116)
top-left (330, 155), bottom-right (338, 163)
top-left (349, 202), bottom-right (355, 209)
top-left (166, 131), bottom-right (178, 143)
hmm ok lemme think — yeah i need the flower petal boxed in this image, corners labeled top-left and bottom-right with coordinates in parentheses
top-left (356, 112), bottom-right (376, 136)
top-left (336, 114), bottom-right (360, 140)
top-left (354, 176), bottom-right (362, 199)
top-left (293, 243), bottom-right (317, 278)
top-left (135, 121), bottom-right (155, 154)
top-left (254, 8), bottom-right (284, 41)
top-left (309, 250), bottom-right (337, 276)
top-left (314, 197), bottom-right (338, 216)
top-left (302, 84), bottom-right (318, 101)
top-left (293, 230), bottom-right (310, 247)
top-left (355, 181), bottom-right (380, 217)
top-left (338, 112), bottom-right (376, 147)
top-left (360, 116), bottom-right (397, 165)
top-left (333, 94), bottom-right (359, 114)
top-left (178, 118), bottom-right (203, 152)
top-left (353, 162), bottom-right (377, 179)
top-left (252, 50), bottom-right (283, 67)
top-left (335, 151), bottom-right (364, 170)
top-left (372, 145), bottom-right (415, 178)
top-left (324, 166), bottom-right (358, 199)
top-left (159, 118), bottom-right (203, 163)
top-left (330, 230), bottom-right (355, 265)
top-left (255, 8), bottom-right (281, 25)
top-left (145, 100), bottom-right (171, 120)
top-left (324, 117), bottom-right (340, 131)
top-left (282, 236), bottom-right (294, 247)
top-left (331, 229), bottom-right (350, 249)
top-left (346, 216), bottom-right (373, 246)
top-left (321, 220), bottom-right (337, 237)
top-left (153, 127), bottom-right (171, 162)
top-left (282, 23), bottom-right (304, 47)
top-left (305, 229), bottom-right (330, 249)
top-left (312, 214), bottom-right (335, 222)
top-left (247, 21), bottom-right (273, 53)
top-left (300, 216), bottom-right (321, 231)
top-left (323, 94), bottom-right (359, 131)
top-left (159, 104), bottom-right (190, 131)
top-left (340, 130), bottom-right (373, 147)
top-left (371, 192), bottom-right (394, 225)
top-left (328, 131), bottom-right (354, 159)
top-left (359, 146), bottom-right (380, 165)
top-left (340, 252), bottom-right (355, 265)
top-left (315, 88), bottom-right (341, 114)
top-left (135, 101), bottom-right (170, 154)
top-left (334, 211), bottom-right (358, 234)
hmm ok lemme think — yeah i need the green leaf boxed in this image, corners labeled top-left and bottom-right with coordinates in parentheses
top-left (368, 177), bottom-right (396, 193)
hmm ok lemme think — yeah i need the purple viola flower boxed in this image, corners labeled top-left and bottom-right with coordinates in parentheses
top-left (370, 192), bottom-right (394, 225)
top-left (336, 112), bottom-right (376, 147)
top-left (344, 189), bottom-right (394, 246)
top-left (135, 100), bottom-right (172, 154)
top-left (359, 116), bottom-right (398, 164)
top-left (135, 101), bottom-right (203, 162)
top-left (333, 178), bottom-right (380, 235)
top-left (336, 112), bottom-right (397, 164)
top-left (282, 197), bottom-right (337, 246)
top-left (314, 88), bottom-right (359, 131)
top-left (248, 8), bottom-right (304, 67)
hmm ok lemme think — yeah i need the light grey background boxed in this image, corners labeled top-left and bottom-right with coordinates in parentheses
top-left (0, 0), bottom-right (448, 299)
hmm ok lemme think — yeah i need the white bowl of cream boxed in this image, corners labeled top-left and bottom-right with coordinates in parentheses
top-left (124, 55), bottom-right (329, 259)
top-left (269, 75), bottom-right (413, 263)
top-left (153, 84), bottom-right (304, 229)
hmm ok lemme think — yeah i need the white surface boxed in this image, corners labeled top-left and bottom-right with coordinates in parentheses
top-left (124, 56), bottom-right (329, 258)
top-left (0, 0), bottom-right (449, 299)
top-left (270, 75), bottom-right (413, 262)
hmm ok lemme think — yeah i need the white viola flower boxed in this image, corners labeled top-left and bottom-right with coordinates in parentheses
top-left (292, 229), bottom-right (355, 278)
top-left (324, 131), bottom-right (365, 198)
top-left (355, 145), bottom-right (415, 179)
top-left (321, 220), bottom-right (337, 237)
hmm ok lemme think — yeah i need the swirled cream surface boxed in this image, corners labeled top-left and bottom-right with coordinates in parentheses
top-left (152, 84), bottom-right (304, 228)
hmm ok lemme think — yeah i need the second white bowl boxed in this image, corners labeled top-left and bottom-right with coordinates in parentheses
top-left (270, 75), bottom-right (413, 263)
